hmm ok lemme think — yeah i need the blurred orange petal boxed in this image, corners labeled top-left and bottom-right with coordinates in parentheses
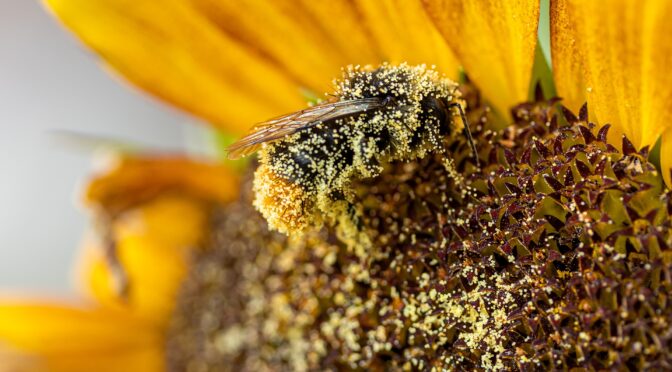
top-left (79, 195), bottom-right (208, 326)
top-left (84, 155), bottom-right (238, 217)
top-left (82, 156), bottom-right (230, 324)
top-left (422, 0), bottom-right (539, 117)
top-left (0, 303), bottom-right (162, 372)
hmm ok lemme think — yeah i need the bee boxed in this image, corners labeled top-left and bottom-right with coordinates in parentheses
top-left (228, 63), bottom-right (479, 234)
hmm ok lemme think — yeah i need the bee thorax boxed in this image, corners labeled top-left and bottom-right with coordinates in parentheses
top-left (254, 63), bottom-right (462, 234)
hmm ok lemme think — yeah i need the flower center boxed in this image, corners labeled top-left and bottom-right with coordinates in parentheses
top-left (166, 87), bottom-right (672, 371)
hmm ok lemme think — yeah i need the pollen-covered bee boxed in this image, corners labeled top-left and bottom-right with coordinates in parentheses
top-left (228, 63), bottom-right (479, 234)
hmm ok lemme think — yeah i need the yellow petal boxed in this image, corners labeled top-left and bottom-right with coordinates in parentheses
top-left (79, 195), bottom-right (208, 326)
top-left (422, 0), bottom-right (539, 117)
top-left (549, 0), bottom-right (586, 112)
top-left (550, 0), bottom-right (672, 153)
top-left (180, 0), bottom-right (374, 96)
top-left (45, 0), bottom-right (305, 134)
top-left (84, 155), bottom-right (238, 217)
top-left (290, 0), bottom-right (460, 77)
top-left (45, 0), bottom-right (460, 134)
top-left (352, 0), bottom-right (460, 78)
top-left (200, 0), bottom-right (459, 78)
top-left (662, 129), bottom-right (672, 187)
top-left (0, 303), bottom-right (162, 372)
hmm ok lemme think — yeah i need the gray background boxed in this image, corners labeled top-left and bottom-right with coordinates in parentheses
top-left (0, 0), bottom-right (192, 293)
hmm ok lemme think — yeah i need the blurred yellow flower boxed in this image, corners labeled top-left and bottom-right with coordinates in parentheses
top-left (0, 156), bottom-right (238, 371)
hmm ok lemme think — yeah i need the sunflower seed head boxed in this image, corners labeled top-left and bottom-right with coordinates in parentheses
top-left (167, 90), bottom-right (672, 371)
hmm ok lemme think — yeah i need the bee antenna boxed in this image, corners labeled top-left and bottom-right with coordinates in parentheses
top-left (448, 103), bottom-right (480, 167)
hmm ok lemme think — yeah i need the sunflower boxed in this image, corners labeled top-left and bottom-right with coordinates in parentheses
top-left (1, 0), bottom-right (671, 370)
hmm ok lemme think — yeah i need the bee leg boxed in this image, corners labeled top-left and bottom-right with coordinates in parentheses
top-left (346, 202), bottom-right (363, 231)
top-left (328, 190), bottom-right (363, 231)
top-left (447, 102), bottom-right (480, 167)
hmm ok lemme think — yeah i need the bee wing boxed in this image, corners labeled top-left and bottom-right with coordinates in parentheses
top-left (227, 97), bottom-right (383, 159)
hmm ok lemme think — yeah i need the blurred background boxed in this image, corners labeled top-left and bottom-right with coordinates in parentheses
top-left (0, 0), bottom-right (195, 293)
